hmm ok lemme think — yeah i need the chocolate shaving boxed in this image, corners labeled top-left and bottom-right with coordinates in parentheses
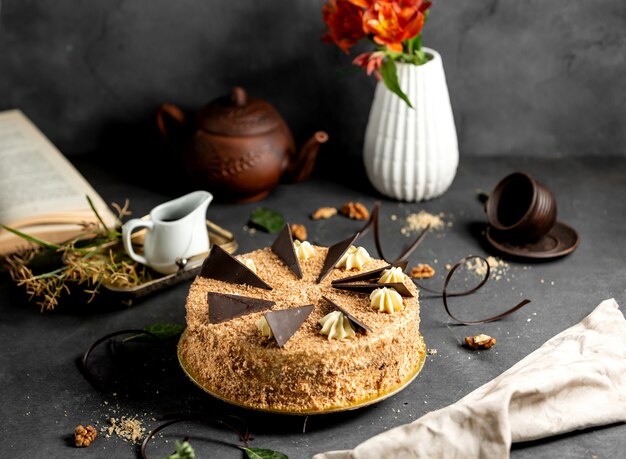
top-left (321, 296), bottom-right (372, 334)
top-left (200, 244), bottom-right (272, 290)
top-left (332, 282), bottom-right (414, 297)
top-left (207, 292), bottom-right (275, 324)
top-left (264, 305), bottom-right (313, 348)
top-left (316, 233), bottom-right (360, 283)
top-left (369, 201), bottom-right (430, 263)
top-left (271, 224), bottom-right (302, 279)
top-left (331, 260), bottom-right (409, 284)
top-left (413, 255), bottom-right (531, 325)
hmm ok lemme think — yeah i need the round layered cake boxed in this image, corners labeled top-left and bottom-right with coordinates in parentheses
top-left (179, 237), bottom-right (425, 413)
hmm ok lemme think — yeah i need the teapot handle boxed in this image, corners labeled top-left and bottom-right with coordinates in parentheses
top-left (156, 103), bottom-right (186, 145)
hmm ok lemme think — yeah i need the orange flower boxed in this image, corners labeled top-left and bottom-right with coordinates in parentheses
top-left (322, 0), bottom-right (367, 54)
top-left (346, 0), bottom-right (373, 7)
top-left (353, 51), bottom-right (385, 78)
top-left (363, 1), bottom-right (428, 52)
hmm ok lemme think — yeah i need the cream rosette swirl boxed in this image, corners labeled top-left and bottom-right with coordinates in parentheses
top-left (379, 266), bottom-right (405, 284)
top-left (319, 310), bottom-right (356, 340)
top-left (336, 245), bottom-right (371, 270)
top-left (294, 240), bottom-right (315, 261)
top-left (241, 258), bottom-right (257, 274)
top-left (370, 287), bottom-right (404, 314)
top-left (256, 316), bottom-right (273, 338)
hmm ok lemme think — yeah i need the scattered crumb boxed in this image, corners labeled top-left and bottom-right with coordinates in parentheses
top-left (465, 334), bottom-right (496, 350)
top-left (409, 264), bottom-right (435, 279)
top-left (390, 214), bottom-right (398, 221)
top-left (427, 348), bottom-right (438, 355)
top-left (401, 211), bottom-right (446, 234)
top-left (102, 416), bottom-right (146, 443)
top-left (465, 256), bottom-right (508, 280)
top-left (243, 225), bottom-right (257, 235)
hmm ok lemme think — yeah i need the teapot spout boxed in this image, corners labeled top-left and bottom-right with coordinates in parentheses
top-left (285, 131), bottom-right (329, 183)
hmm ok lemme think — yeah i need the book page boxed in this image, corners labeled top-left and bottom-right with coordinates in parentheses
top-left (0, 110), bottom-right (115, 228)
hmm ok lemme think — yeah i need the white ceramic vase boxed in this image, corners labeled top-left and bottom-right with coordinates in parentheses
top-left (363, 48), bottom-right (459, 202)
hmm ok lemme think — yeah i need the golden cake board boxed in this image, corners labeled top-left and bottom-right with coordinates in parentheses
top-left (177, 330), bottom-right (426, 415)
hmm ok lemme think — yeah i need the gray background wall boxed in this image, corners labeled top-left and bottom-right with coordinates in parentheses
top-left (1, 0), bottom-right (625, 161)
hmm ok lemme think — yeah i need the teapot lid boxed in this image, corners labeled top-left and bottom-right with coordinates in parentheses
top-left (196, 87), bottom-right (282, 136)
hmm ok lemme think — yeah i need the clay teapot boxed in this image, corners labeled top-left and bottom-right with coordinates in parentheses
top-left (157, 87), bottom-right (328, 202)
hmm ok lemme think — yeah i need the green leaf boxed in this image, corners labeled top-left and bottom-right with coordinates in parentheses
top-left (0, 224), bottom-right (61, 250)
top-left (250, 208), bottom-right (285, 233)
top-left (243, 447), bottom-right (289, 459)
top-left (166, 440), bottom-right (195, 459)
top-left (123, 323), bottom-right (185, 343)
top-left (86, 195), bottom-right (110, 234)
top-left (380, 59), bottom-right (413, 108)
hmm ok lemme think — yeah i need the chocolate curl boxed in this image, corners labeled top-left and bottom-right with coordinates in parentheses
top-left (414, 255), bottom-right (531, 325)
top-left (392, 224), bottom-right (431, 263)
top-left (140, 416), bottom-right (250, 458)
top-left (368, 201), bottom-right (430, 263)
top-left (354, 201), bottom-right (378, 242)
top-left (81, 329), bottom-right (160, 389)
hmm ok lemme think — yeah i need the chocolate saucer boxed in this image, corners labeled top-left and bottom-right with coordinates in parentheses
top-left (485, 221), bottom-right (580, 259)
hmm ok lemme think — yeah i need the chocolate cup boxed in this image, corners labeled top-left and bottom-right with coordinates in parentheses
top-left (486, 172), bottom-right (557, 240)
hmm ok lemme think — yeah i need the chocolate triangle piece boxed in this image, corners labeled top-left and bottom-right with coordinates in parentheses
top-left (316, 233), bottom-right (360, 284)
top-left (271, 224), bottom-right (302, 279)
top-left (332, 282), bottom-right (414, 297)
top-left (264, 304), bottom-right (313, 348)
top-left (200, 244), bottom-right (272, 290)
top-left (207, 292), bottom-right (275, 324)
top-left (322, 296), bottom-right (372, 334)
top-left (331, 260), bottom-right (409, 284)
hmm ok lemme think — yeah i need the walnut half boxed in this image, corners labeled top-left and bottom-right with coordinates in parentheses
top-left (341, 202), bottom-right (369, 220)
top-left (311, 207), bottom-right (337, 220)
top-left (465, 334), bottom-right (496, 350)
top-left (75, 425), bottom-right (97, 447)
top-left (409, 264), bottom-right (436, 279)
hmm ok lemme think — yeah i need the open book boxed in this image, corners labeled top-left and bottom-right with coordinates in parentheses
top-left (0, 110), bottom-right (117, 256)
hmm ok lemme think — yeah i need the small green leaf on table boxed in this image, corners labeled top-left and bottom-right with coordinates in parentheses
top-left (250, 208), bottom-right (285, 233)
top-left (166, 440), bottom-right (195, 459)
top-left (243, 447), bottom-right (289, 459)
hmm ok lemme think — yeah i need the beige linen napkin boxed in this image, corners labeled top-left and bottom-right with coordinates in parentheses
top-left (314, 298), bottom-right (626, 459)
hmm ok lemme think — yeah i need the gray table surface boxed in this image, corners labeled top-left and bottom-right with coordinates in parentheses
top-left (1, 155), bottom-right (625, 458)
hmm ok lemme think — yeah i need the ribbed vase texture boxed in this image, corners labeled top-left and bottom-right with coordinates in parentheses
top-left (363, 49), bottom-right (459, 202)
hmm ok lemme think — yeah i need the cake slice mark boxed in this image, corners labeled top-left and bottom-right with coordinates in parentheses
top-left (200, 244), bottom-right (272, 290)
top-left (332, 282), bottom-right (414, 297)
top-left (322, 296), bottom-right (372, 334)
top-left (271, 224), bottom-right (303, 279)
top-left (263, 304), bottom-right (314, 348)
top-left (316, 234), bottom-right (360, 283)
top-left (331, 260), bottom-right (408, 284)
top-left (207, 292), bottom-right (275, 324)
